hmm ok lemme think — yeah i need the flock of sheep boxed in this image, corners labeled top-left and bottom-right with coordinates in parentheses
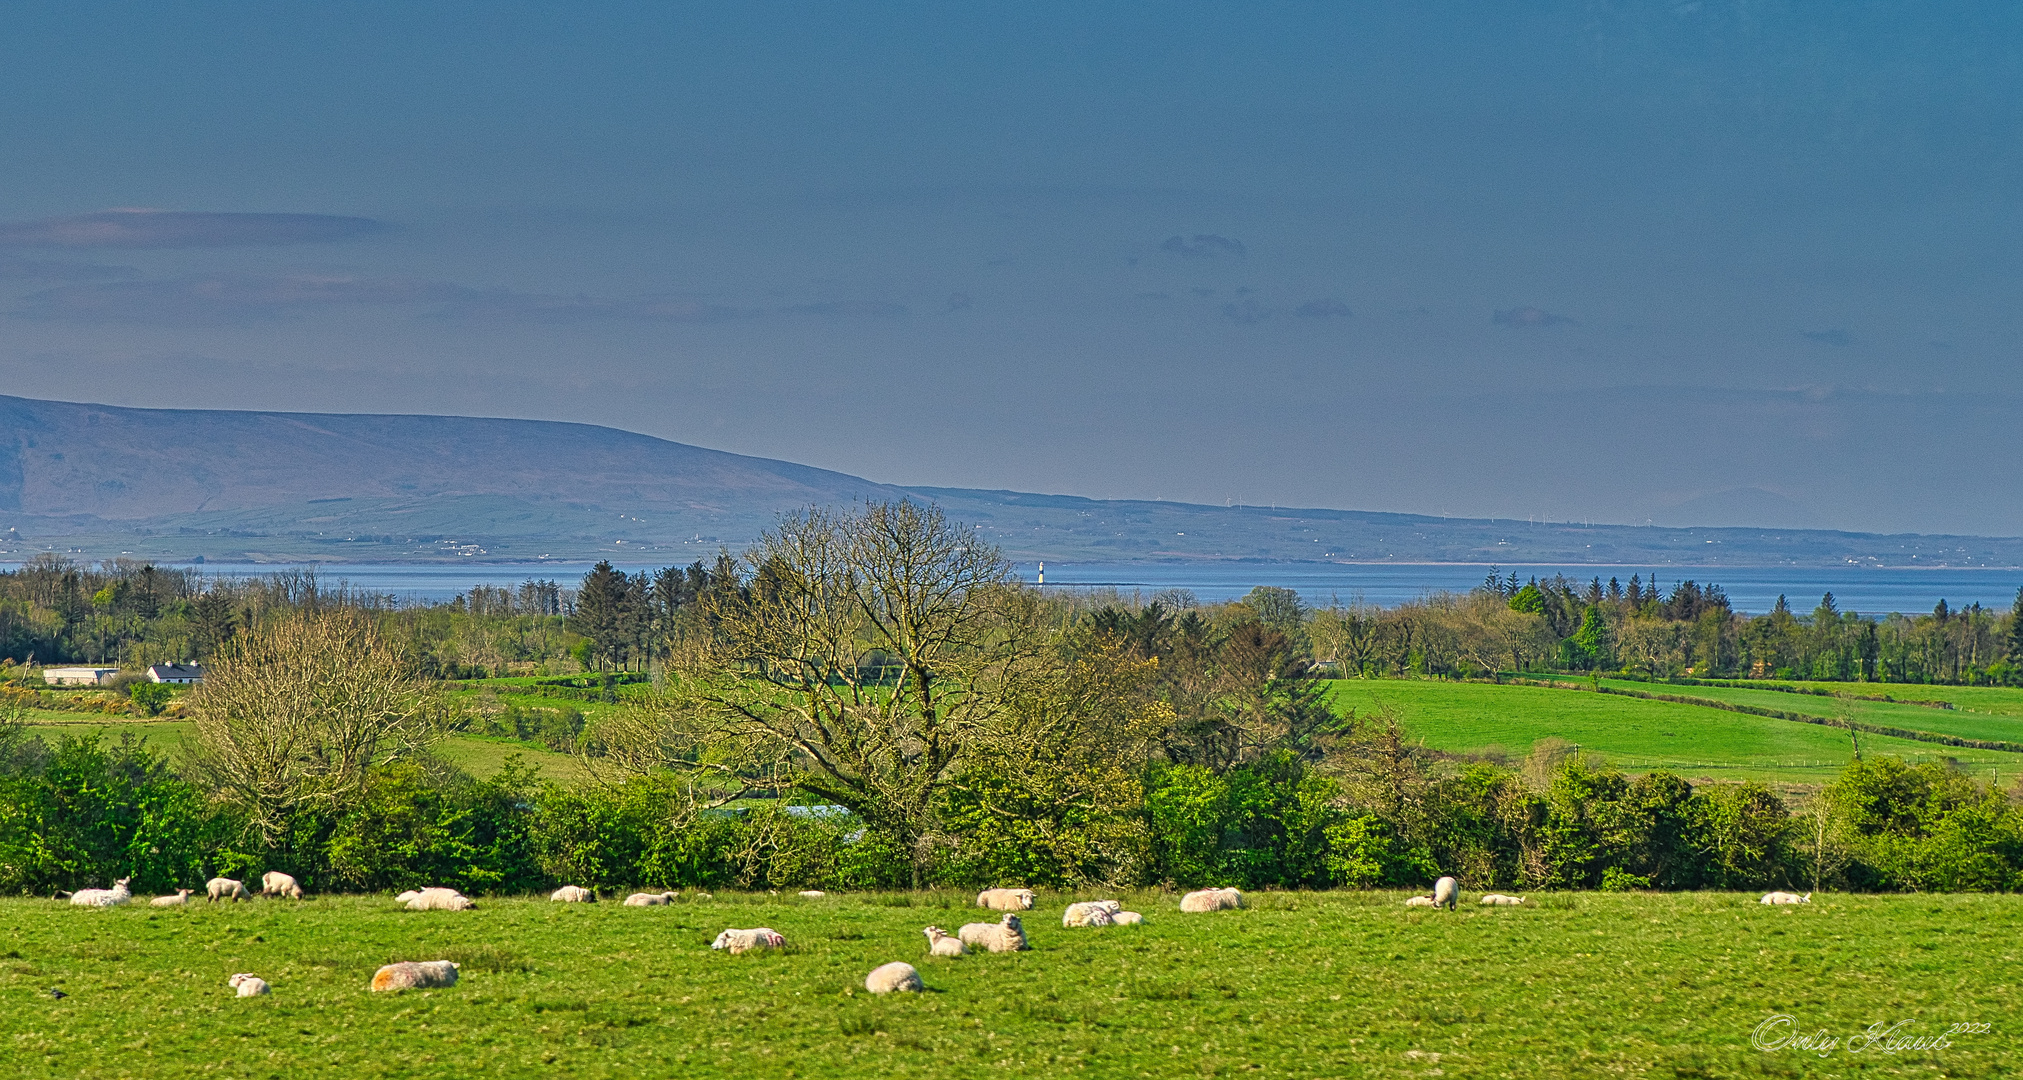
top-left (53, 871), bottom-right (1818, 999)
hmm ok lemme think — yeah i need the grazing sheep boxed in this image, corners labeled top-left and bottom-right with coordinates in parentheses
top-left (1403, 895), bottom-right (1438, 908)
top-left (1760, 891), bottom-right (1812, 905)
top-left (150, 889), bottom-right (194, 908)
top-left (370, 960), bottom-right (460, 992)
top-left (957, 913), bottom-right (1029, 953)
top-left (260, 871), bottom-right (303, 900)
top-left (923, 926), bottom-right (967, 957)
top-left (207, 877), bottom-right (251, 903)
top-left (1062, 900), bottom-right (1121, 928)
top-left (865, 961), bottom-right (923, 994)
top-left (1110, 910), bottom-right (1144, 926)
top-left (1179, 888), bottom-right (1245, 913)
top-left (976, 887), bottom-right (1036, 912)
top-left (228, 973), bottom-right (270, 997)
top-left (550, 885), bottom-right (595, 903)
top-left (798, 890), bottom-right (826, 898)
top-left (403, 888), bottom-right (476, 911)
top-left (624, 891), bottom-right (678, 907)
top-left (1433, 876), bottom-right (1459, 910)
top-left (711, 928), bottom-right (786, 955)
top-left (1479, 894), bottom-right (1526, 906)
top-left (68, 878), bottom-right (133, 908)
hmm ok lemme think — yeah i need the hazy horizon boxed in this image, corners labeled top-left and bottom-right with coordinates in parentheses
top-left (4, 3), bottom-right (2018, 535)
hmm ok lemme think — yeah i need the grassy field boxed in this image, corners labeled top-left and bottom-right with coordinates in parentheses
top-left (18, 716), bottom-right (590, 786)
top-left (1325, 679), bottom-right (2023, 784)
top-left (1595, 679), bottom-right (2023, 746)
top-left (0, 890), bottom-right (2014, 1078)
top-left (1667, 680), bottom-right (2023, 719)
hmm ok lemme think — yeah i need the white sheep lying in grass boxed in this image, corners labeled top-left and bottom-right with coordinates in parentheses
top-left (550, 885), bottom-right (594, 903)
top-left (1479, 894), bottom-right (1526, 906)
top-left (228, 973), bottom-right (270, 997)
top-left (1403, 895), bottom-right (1437, 908)
top-left (1110, 910), bottom-right (1143, 925)
top-left (207, 877), bottom-right (251, 902)
top-left (400, 888), bottom-right (476, 911)
top-left (798, 890), bottom-right (826, 898)
top-left (624, 891), bottom-right (678, 907)
top-left (976, 887), bottom-right (1035, 911)
top-left (1433, 876), bottom-right (1459, 910)
top-left (260, 871), bottom-right (303, 899)
top-left (1062, 900), bottom-right (1121, 928)
top-left (1179, 888), bottom-right (1244, 913)
top-left (68, 878), bottom-right (132, 908)
top-left (865, 961), bottom-right (923, 994)
top-left (150, 889), bottom-right (193, 907)
top-left (711, 928), bottom-right (786, 955)
top-left (923, 926), bottom-right (967, 956)
top-left (957, 913), bottom-right (1028, 953)
top-left (1760, 891), bottom-right (1812, 905)
top-left (370, 960), bottom-right (460, 992)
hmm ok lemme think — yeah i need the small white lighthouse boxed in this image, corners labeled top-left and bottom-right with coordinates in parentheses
top-left (1037, 561), bottom-right (1045, 585)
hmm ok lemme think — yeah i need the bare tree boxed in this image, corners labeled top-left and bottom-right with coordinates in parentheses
top-left (675, 501), bottom-right (1048, 883)
top-left (187, 611), bottom-right (446, 844)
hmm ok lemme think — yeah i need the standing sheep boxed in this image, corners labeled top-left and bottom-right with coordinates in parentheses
top-left (957, 913), bottom-right (1029, 953)
top-left (1760, 891), bottom-right (1812, 905)
top-left (260, 871), bottom-right (303, 899)
top-left (923, 926), bottom-right (968, 956)
top-left (207, 877), bottom-right (251, 902)
top-left (1179, 888), bottom-right (1245, 913)
top-left (150, 889), bottom-right (194, 908)
top-left (370, 960), bottom-right (460, 992)
top-left (1062, 900), bottom-right (1121, 928)
top-left (624, 891), bottom-right (678, 907)
top-left (865, 961), bottom-right (923, 994)
top-left (976, 888), bottom-right (1035, 911)
top-left (228, 973), bottom-right (270, 997)
top-left (711, 928), bottom-right (786, 954)
top-left (68, 878), bottom-right (133, 908)
top-left (550, 885), bottom-right (595, 903)
top-left (1433, 877), bottom-right (1459, 910)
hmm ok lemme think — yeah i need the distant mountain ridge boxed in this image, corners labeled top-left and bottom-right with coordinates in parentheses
top-left (0, 395), bottom-right (2018, 568)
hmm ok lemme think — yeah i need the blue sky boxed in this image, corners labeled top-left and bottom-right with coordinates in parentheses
top-left (2, 2), bottom-right (2019, 534)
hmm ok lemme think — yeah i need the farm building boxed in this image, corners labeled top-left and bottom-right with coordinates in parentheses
top-left (146, 663), bottom-right (204, 684)
top-left (42, 666), bottom-right (120, 686)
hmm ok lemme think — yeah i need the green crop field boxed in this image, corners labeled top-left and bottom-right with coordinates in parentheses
top-left (1594, 679), bottom-right (2023, 746)
top-left (1324, 679), bottom-right (2023, 784)
top-left (1, 891), bottom-right (2014, 1078)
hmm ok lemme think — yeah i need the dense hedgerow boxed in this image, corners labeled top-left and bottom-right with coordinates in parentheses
top-left (6, 728), bottom-right (2023, 897)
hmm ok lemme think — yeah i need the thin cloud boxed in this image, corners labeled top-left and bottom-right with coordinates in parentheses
top-left (1493, 306), bottom-right (1575, 327)
top-left (0, 209), bottom-right (387, 249)
top-left (1162, 234), bottom-right (1246, 258)
top-left (0, 257), bottom-right (140, 281)
top-left (1295, 299), bottom-right (1352, 319)
top-left (14, 273), bottom-right (775, 326)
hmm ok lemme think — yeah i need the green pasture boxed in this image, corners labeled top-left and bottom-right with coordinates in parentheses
top-left (1326, 679), bottom-right (2023, 784)
top-left (1596, 678), bottom-right (2023, 746)
top-left (17, 717), bottom-right (589, 786)
top-left (1, 890), bottom-right (2013, 1078)
top-left (1672, 680), bottom-right (2023, 719)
